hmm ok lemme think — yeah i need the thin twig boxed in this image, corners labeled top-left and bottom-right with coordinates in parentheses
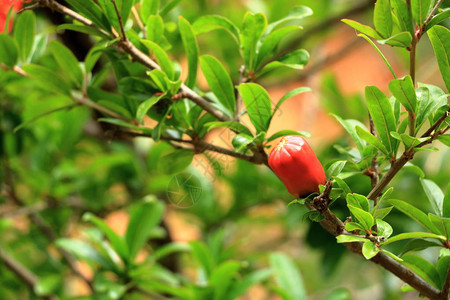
top-left (421, 0), bottom-right (444, 31)
top-left (368, 114), bottom-right (379, 192)
top-left (110, 0), bottom-right (128, 40)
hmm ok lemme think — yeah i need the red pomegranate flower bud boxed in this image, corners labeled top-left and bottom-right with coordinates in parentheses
top-left (269, 136), bottom-right (326, 198)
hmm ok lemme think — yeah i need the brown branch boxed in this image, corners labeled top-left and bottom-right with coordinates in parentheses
top-left (110, 0), bottom-right (128, 40)
top-left (368, 114), bottom-right (379, 192)
top-left (0, 247), bottom-right (57, 300)
top-left (421, 0), bottom-right (444, 32)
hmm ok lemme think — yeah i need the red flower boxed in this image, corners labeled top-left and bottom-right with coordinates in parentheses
top-left (269, 136), bottom-right (326, 198)
top-left (0, 0), bottom-right (24, 33)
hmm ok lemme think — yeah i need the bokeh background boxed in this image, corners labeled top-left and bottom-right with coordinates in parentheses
top-left (1, 0), bottom-right (449, 299)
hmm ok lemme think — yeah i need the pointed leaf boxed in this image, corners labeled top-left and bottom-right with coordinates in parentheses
top-left (421, 178), bottom-right (444, 217)
top-left (179, 16), bottom-right (199, 88)
top-left (362, 241), bottom-right (380, 259)
top-left (341, 19), bottom-right (383, 39)
top-left (239, 83), bottom-right (272, 133)
top-left (389, 76), bottom-right (417, 113)
top-left (411, 0), bottom-right (433, 25)
top-left (270, 253), bottom-right (306, 300)
top-left (386, 199), bottom-right (440, 233)
top-left (141, 40), bottom-right (175, 80)
top-left (49, 40), bottom-right (83, 88)
top-left (374, 0), bottom-right (393, 38)
top-left (265, 6), bottom-right (312, 34)
top-left (192, 15), bottom-right (240, 43)
top-left (428, 25), bottom-right (450, 92)
top-left (347, 204), bottom-right (374, 230)
top-left (240, 12), bottom-right (267, 72)
top-left (266, 130), bottom-right (310, 142)
top-left (13, 10), bottom-right (35, 62)
top-left (0, 34), bottom-right (18, 67)
top-left (336, 235), bottom-right (368, 243)
top-left (356, 126), bottom-right (390, 156)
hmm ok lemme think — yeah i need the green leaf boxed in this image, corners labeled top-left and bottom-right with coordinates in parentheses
top-left (259, 49), bottom-right (309, 74)
top-left (99, 118), bottom-right (152, 134)
top-left (34, 275), bottom-right (62, 297)
top-left (14, 104), bottom-right (77, 133)
top-left (49, 40), bottom-right (83, 88)
top-left (141, 0), bottom-right (159, 22)
top-left (332, 115), bottom-right (367, 154)
top-left (232, 133), bottom-right (255, 152)
top-left (270, 253), bottom-right (306, 300)
top-left (265, 6), bottom-right (313, 34)
top-left (377, 219), bottom-right (393, 238)
top-left (22, 64), bottom-right (71, 95)
top-left (346, 193), bottom-right (370, 212)
top-left (179, 16), bottom-right (199, 88)
top-left (347, 204), bottom-right (374, 230)
top-left (147, 69), bottom-right (169, 92)
top-left (381, 249), bottom-right (404, 262)
top-left (200, 55), bottom-right (236, 113)
top-left (411, 0), bottom-right (433, 25)
top-left (0, 34), bottom-right (18, 67)
top-left (341, 19), bottom-right (382, 39)
top-left (157, 149), bottom-right (194, 174)
top-left (55, 238), bottom-right (112, 269)
top-left (65, 0), bottom-right (111, 32)
top-left (13, 10), bottom-right (35, 62)
top-left (389, 76), bottom-right (417, 113)
top-left (141, 40), bottom-right (175, 80)
top-left (145, 15), bottom-right (170, 49)
top-left (421, 178), bottom-right (445, 217)
top-left (355, 126), bottom-right (390, 156)
top-left (225, 269), bottom-right (272, 300)
top-left (394, 133), bottom-right (431, 149)
top-left (210, 261), bottom-right (241, 300)
top-left (386, 199), bottom-right (440, 233)
top-left (334, 177), bottom-right (352, 196)
top-left (444, 184), bottom-right (450, 218)
top-left (362, 241), bottom-right (380, 259)
top-left (374, 0), bottom-right (393, 38)
top-left (428, 26), bottom-right (450, 92)
top-left (378, 31), bottom-right (412, 48)
top-left (425, 8), bottom-right (450, 31)
top-left (373, 206), bottom-right (394, 220)
top-left (336, 235), bottom-right (368, 243)
top-left (345, 222), bottom-right (366, 232)
top-left (192, 15), bottom-right (240, 43)
top-left (57, 24), bottom-right (110, 38)
top-left (151, 243), bottom-right (190, 261)
top-left (136, 95), bottom-right (164, 124)
top-left (256, 25), bottom-right (301, 67)
top-left (205, 121), bottom-right (253, 136)
top-left (160, 0), bottom-right (181, 17)
top-left (189, 241), bottom-right (215, 276)
top-left (266, 130), bottom-right (310, 142)
top-left (365, 86), bottom-right (398, 155)
top-left (125, 199), bottom-right (165, 262)
top-left (240, 12), bottom-right (267, 72)
top-left (428, 213), bottom-right (450, 237)
top-left (239, 83), bottom-right (272, 133)
top-left (402, 253), bottom-right (441, 288)
top-left (83, 212), bottom-right (129, 262)
top-left (438, 134), bottom-right (450, 146)
top-left (392, 0), bottom-right (414, 34)
top-left (327, 161), bottom-right (347, 178)
top-left (437, 249), bottom-right (450, 286)
top-left (273, 87), bottom-right (311, 117)
top-left (358, 34), bottom-right (397, 79)
top-left (400, 239), bottom-right (443, 255)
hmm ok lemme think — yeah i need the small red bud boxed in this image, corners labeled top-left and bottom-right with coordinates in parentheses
top-left (268, 136), bottom-right (326, 198)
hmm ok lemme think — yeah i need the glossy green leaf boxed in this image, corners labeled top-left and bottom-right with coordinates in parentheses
top-left (400, 239), bottom-right (443, 255)
top-left (381, 249), bottom-right (404, 262)
top-left (341, 19), bottom-right (383, 39)
top-left (377, 219), bottom-right (393, 238)
top-left (259, 49), bottom-right (309, 74)
top-left (136, 95), bottom-right (164, 124)
top-left (392, 0), bottom-right (414, 34)
top-left (387, 199), bottom-right (440, 233)
top-left (389, 76), bottom-right (417, 113)
top-left (356, 126), bottom-right (390, 156)
top-left (200, 55), bottom-right (236, 113)
top-left (362, 241), bottom-right (380, 259)
top-left (373, 206), bottom-right (394, 220)
top-left (411, 0), bottom-right (433, 25)
top-left (49, 41), bottom-right (83, 88)
top-left (98, 0), bottom-right (120, 32)
top-left (232, 133), bottom-right (254, 152)
top-left (345, 222), bottom-right (366, 232)
top-left (273, 87), bottom-right (312, 117)
top-left (56, 238), bottom-right (112, 269)
top-left (192, 15), bottom-right (240, 43)
top-left (0, 34), bottom-right (18, 67)
top-left (179, 16), bottom-right (199, 88)
top-left (365, 86), bottom-right (398, 155)
top-left (348, 204), bottom-right (374, 230)
top-left (83, 212), bottom-right (129, 262)
top-left (239, 83), bottom-right (272, 133)
top-left (266, 130), bottom-right (310, 142)
top-left (425, 8), bottom-right (450, 31)
top-left (205, 121), bottom-right (253, 136)
top-left (146, 15), bottom-right (169, 49)
top-left (265, 6), bottom-right (313, 34)
top-left (141, 0), bottom-right (159, 22)
top-left (346, 193), bottom-right (370, 212)
top-left (378, 31), bottom-right (412, 48)
top-left (256, 26), bottom-right (301, 67)
top-left (336, 235), bottom-right (368, 243)
top-left (374, 0), bottom-right (393, 38)
top-left (428, 213), bottom-right (449, 237)
top-left (334, 177), bottom-right (352, 195)
top-left (270, 253), bottom-right (306, 300)
top-left (141, 40), bottom-right (175, 80)
top-left (22, 64), bottom-right (71, 95)
top-left (332, 115), bottom-right (367, 154)
top-left (13, 11), bottom-right (35, 62)
top-left (415, 86), bottom-right (447, 132)
top-left (125, 199), bottom-right (164, 261)
top-left (437, 249), bottom-right (450, 286)
top-left (65, 0), bottom-right (111, 32)
top-left (421, 178), bottom-right (445, 216)
top-left (384, 232), bottom-right (446, 245)
top-left (327, 161), bottom-right (347, 178)
top-left (240, 12), bottom-right (267, 72)
top-left (402, 253), bottom-right (441, 288)
top-left (428, 26), bottom-right (450, 92)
